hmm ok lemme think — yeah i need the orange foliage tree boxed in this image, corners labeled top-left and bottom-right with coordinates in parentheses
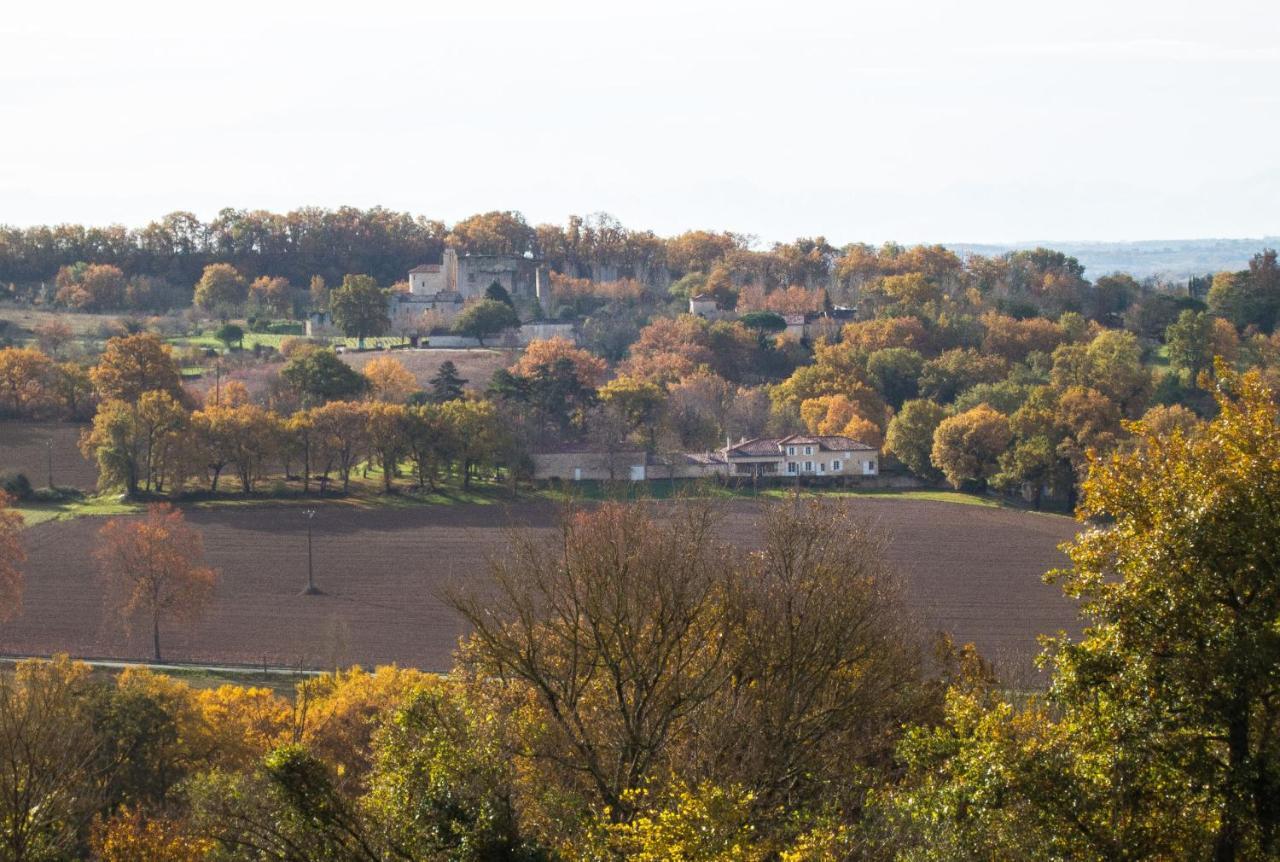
top-left (0, 347), bottom-right (55, 417)
top-left (91, 333), bottom-right (185, 403)
top-left (95, 504), bottom-right (218, 661)
top-left (737, 284), bottom-right (826, 314)
top-left (619, 316), bottom-right (714, 385)
top-left (511, 337), bottom-right (608, 389)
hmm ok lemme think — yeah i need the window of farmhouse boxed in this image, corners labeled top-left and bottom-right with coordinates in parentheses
top-left (832, 460), bottom-right (841, 471)
top-left (787, 462), bottom-right (797, 473)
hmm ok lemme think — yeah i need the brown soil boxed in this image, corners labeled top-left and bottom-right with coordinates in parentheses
top-left (2, 499), bottom-right (1080, 677)
top-left (0, 421), bottom-right (97, 490)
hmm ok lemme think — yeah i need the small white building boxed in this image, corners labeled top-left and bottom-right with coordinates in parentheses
top-left (689, 294), bottom-right (724, 319)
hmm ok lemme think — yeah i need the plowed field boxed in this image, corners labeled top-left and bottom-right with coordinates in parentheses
top-left (2, 499), bottom-right (1079, 677)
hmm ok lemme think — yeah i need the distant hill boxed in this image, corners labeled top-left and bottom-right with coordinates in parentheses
top-left (944, 238), bottom-right (1280, 281)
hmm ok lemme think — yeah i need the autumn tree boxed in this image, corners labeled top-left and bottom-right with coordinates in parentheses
top-left (207, 404), bottom-right (280, 493)
top-left (511, 337), bottom-right (607, 389)
top-left (0, 346), bottom-right (55, 417)
top-left (52, 361), bottom-right (94, 420)
top-left (96, 504), bottom-right (218, 662)
top-left (361, 355), bottom-right (418, 403)
top-left (403, 403), bottom-right (453, 490)
top-left (91, 333), bottom-right (185, 403)
top-left (619, 315), bottom-right (714, 385)
top-left (448, 501), bottom-right (736, 818)
top-left (308, 401), bottom-right (369, 492)
top-left (1050, 365), bottom-right (1280, 859)
top-left (0, 493), bottom-right (24, 624)
top-left (194, 263), bottom-right (248, 312)
top-left (364, 402), bottom-right (410, 493)
top-left (249, 275), bottom-right (293, 317)
top-left (799, 394), bottom-right (885, 447)
top-left (451, 299), bottom-right (519, 346)
top-left (598, 375), bottom-right (665, 451)
top-left (329, 274), bottom-right (390, 347)
top-left (81, 392), bottom-right (191, 497)
top-left (931, 404), bottom-right (1012, 489)
top-left (438, 399), bottom-right (499, 488)
top-left (0, 657), bottom-right (104, 861)
top-left (55, 262), bottom-right (127, 310)
top-left (447, 210), bottom-right (535, 255)
top-left (1050, 330), bottom-right (1151, 416)
top-left (891, 366), bottom-right (1280, 860)
top-left (133, 390), bottom-right (191, 493)
top-left (33, 319), bottom-right (74, 357)
top-left (82, 400), bottom-right (146, 495)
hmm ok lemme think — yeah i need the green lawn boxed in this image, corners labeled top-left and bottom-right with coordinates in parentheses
top-left (13, 465), bottom-right (1036, 528)
top-left (14, 496), bottom-right (140, 526)
top-left (534, 477), bottom-right (1013, 509)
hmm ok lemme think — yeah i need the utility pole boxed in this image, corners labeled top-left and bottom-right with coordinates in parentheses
top-left (46, 438), bottom-right (53, 490)
top-left (301, 509), bottom-right (321, 595)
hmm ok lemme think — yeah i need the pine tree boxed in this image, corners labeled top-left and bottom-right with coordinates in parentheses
top-left (428, 360), bottom-right (467, 403)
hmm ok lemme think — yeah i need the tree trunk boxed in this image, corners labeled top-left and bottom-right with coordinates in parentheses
top-left (152, 613), bottom-right (162, 662)
top-left (1214, 696), bottom-right (1251, 862)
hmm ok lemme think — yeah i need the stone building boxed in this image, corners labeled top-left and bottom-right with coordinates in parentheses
top-left (392, 249), bottom-right (548, 335)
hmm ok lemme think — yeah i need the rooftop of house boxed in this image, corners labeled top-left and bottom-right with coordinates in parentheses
top-left (408, 264), bottom-right (441, 274)
top-left (724, 434), bottom-right (875, 457)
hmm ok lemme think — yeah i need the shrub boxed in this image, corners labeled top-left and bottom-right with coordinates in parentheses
top-left (0, 471), bottom-right (33, 501)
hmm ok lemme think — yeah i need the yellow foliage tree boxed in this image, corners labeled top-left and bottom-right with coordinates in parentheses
top-left (361, 356), bottom-right (418, 404)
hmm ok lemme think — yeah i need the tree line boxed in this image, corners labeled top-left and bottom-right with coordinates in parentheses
top-left (0, 366), bottom-right (1277, 858)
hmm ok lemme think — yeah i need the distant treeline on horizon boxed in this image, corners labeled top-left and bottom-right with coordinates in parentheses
top-left (0, 207), bottom-right (1273, 290)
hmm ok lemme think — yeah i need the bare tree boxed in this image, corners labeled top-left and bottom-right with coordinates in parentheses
top-left (447, 500), bottom-right (737, 817)
top-left (705, 500), bottom-right (931, 815)
top-left (448, 498), bottom-right (933, 831)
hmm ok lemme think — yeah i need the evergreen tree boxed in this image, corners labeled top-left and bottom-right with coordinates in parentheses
top-left (428, 360), bottom-right (467, 403)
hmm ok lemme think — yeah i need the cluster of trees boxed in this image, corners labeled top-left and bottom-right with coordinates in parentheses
top-left (1, 368), bottom-right (1278, 858)
top-left (62, 334), bottom-right (516, 498)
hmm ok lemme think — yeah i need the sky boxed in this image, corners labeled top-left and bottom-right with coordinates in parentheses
top-left (2, 0), bottom-right (1278, 245)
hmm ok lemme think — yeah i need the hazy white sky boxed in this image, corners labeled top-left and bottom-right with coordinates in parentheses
top-left (3, 0), bottom-right (1278, 244)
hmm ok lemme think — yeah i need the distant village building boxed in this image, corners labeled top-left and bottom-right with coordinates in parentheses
top-left (688, 293), bottom-right (723, 318)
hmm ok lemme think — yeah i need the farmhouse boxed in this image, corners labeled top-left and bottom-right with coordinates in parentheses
top-left (721, 434), bottom-right (877, 479)
top-left (532, 434), bottom-right (877, 482)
